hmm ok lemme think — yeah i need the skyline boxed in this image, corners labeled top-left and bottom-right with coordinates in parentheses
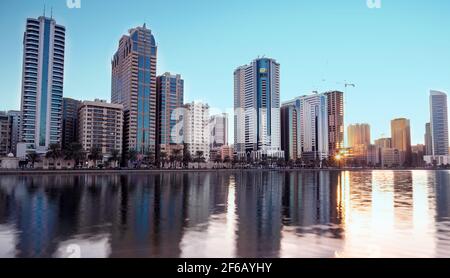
top-left (1, 0), bottom-right (450, 145)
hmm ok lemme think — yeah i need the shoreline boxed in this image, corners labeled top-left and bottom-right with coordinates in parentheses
top-left (0, 167), bottom-right (444, 176)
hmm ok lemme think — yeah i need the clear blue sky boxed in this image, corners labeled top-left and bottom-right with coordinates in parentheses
top-left (1, 0), bottom-right (449, 145)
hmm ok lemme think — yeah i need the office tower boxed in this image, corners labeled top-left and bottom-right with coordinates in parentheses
top-left (325, 91), bottom-right (344, 156)
top-left (391, 118), bottom-right (412, 166)
top-left (112, 24), bottom-right (157, 155)
top-left (7, 111), bottom-right (21, 156)
top-left (429, 91), bottom-right (449, 156)
top-left (210, 113), bottom-right (228, 148)
top-left (0, 112), bottom-right (11, 156)
top-left (20, 16), bottom-right (65, 154)
top-left (347, 124), bottom-right (371, 147)
top-left (374, 137), bottom-right (392, 148)
top-left (284, 93), bottom-right (329, 162)
top-left (78, 100), bottom-right (123, 160)
top-left (62, 98), bottom-right (81, 148)
top-left (281, 104), bottom-right (299, 161)
top-left (425, 123), bottom-right (433, 155)
top-left (156, 73), bottom-right (184, 156)
top-left (234, 58), bottom-right (283, 159)
top-left (183, 102), bottom-right (210, 161)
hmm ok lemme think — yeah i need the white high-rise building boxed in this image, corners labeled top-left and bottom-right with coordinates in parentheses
top-left (183, 102), bottom-right (210, 161)
top-left (233, 58), bottom-right (283, 159)
top-left (20, 16), bottom-right (66, 154)
top-left (283, 92), bottom-right (329, 161)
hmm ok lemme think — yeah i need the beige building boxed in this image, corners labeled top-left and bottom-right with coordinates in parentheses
top-left (375, 137), bottom-right (392, 148)
top-left (391, 118), bottom-right (412, 166)
top-left (78, 100), bottom-right (124, 161)
top-left (347, 123), bottom-right (371, 148)
top-left (380, 148), bottom-right (401, 168)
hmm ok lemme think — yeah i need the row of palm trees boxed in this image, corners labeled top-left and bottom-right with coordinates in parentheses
top-left (23, 142), bottom-right (336, 170)
top-left (25, 143), bottom-right (121, 169)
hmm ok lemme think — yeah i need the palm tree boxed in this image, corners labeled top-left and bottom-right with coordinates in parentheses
top-left (160, 151), bottom-right (168, 168)
top-left (144, 148), bottom-right (155, 167)
top-left (46, 143), bottom-right (62, 169)
top-left (195, 151), bottom-right (205, 168)
top-left (26, 151), bottom-right (40, 169)
top-left (172, 148), bottom-right (182, 168)
top-left (46, 143), bottom-right (62, 160)
top-left (182, 150), bottom-right (192, 169)
top-left (64, 142), bottom-right (85, 168)
top-left (108, 149), bottom-right (121, 168)
top-left (88, 146), bottom-right (103, 167)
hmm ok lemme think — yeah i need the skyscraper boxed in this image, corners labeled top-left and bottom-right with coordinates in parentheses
top-left (391, 118), bottom-right (412, 166)
top-left (347, 124), bottom-right (371, 148)
top-left (325, 91), bottom-right (344, 156)
top-left (210, 113), bottom-right (228, 148)
top-left (234, 58), bottom-right (283, 159)
top-left (112, 24), bottom-right (157, 155)
top-left (20, 16), bottom-right (66, 153)
top-left (156, 73), bottom-right (184, 156)
top-left (281, 103), bottom-right (298, 161)
top-left (425, 122), bottom-right (433, 156)
top-left (0, 112), bottom-right (11, 156)
top-left (62, 98), bottom-right (81, 148)
top-left (7, 111), bottom-right (21, 156)
top-left (283, 93), bottom-right (329, 162)
top-left (429, 90), bottom-right (449, 156)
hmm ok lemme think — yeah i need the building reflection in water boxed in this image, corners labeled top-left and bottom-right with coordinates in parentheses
top-left (0, 170), bottom-right (449, 258)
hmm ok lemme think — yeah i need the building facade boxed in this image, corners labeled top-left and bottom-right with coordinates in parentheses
top-left (7, 111), bottom-right (21, 156)
top-left (283, 93), bottom-right (329, 162)
top-left (374, 137), bottom-right (392, 149)
top-left (156, 72), bottom-right (184, 156)
top-left (234, 58), bottom-right (283, 159)
top-left (20, 16), bottom-right (66, 154)
top-left (0, 112), bottom-right (11, 156)
top-left (425, 122), bottom-right (433, 156)
top-left (325, 91), bottom-right (344, 156)
top-left (62, 98), bottom-right (81, 148)
top-left (281, 104), bottom-right (299, 161)
top-left (183, 102), bottom-right (210, 161)
top-left (210, 113), bottom-right (228, 148)
top-left (112, 24), bottom-right (157, 155)
top-left (391, 118), bottom-right (412, 166)
top-left (347, 124), bottom-right (371, 148)
top-left (78, 100), bottom-right (124, 160)
top-left (429, 91), bottom-right (449, 156)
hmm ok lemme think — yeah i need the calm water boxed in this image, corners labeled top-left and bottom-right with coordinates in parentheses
top-left (0, 170), bottom-right (449, 258)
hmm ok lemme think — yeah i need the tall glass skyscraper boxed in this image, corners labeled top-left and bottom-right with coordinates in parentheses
top-left (112, 24), bottom-right (157, 155)
top-left (20, 16), bottom-right (65, 153)
top-left (156, 72), bottom-right (184, 156)
top-left (430, 90), bottom-right (449, 156)
top-left (234, 58), bottom-right (283, 159)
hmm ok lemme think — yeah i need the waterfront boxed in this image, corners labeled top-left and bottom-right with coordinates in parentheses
top-left (0, 170), bottom-right (449, 258)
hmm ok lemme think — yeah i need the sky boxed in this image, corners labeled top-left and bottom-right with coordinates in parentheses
top-left (0, 0), bottom-right (449, 145)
